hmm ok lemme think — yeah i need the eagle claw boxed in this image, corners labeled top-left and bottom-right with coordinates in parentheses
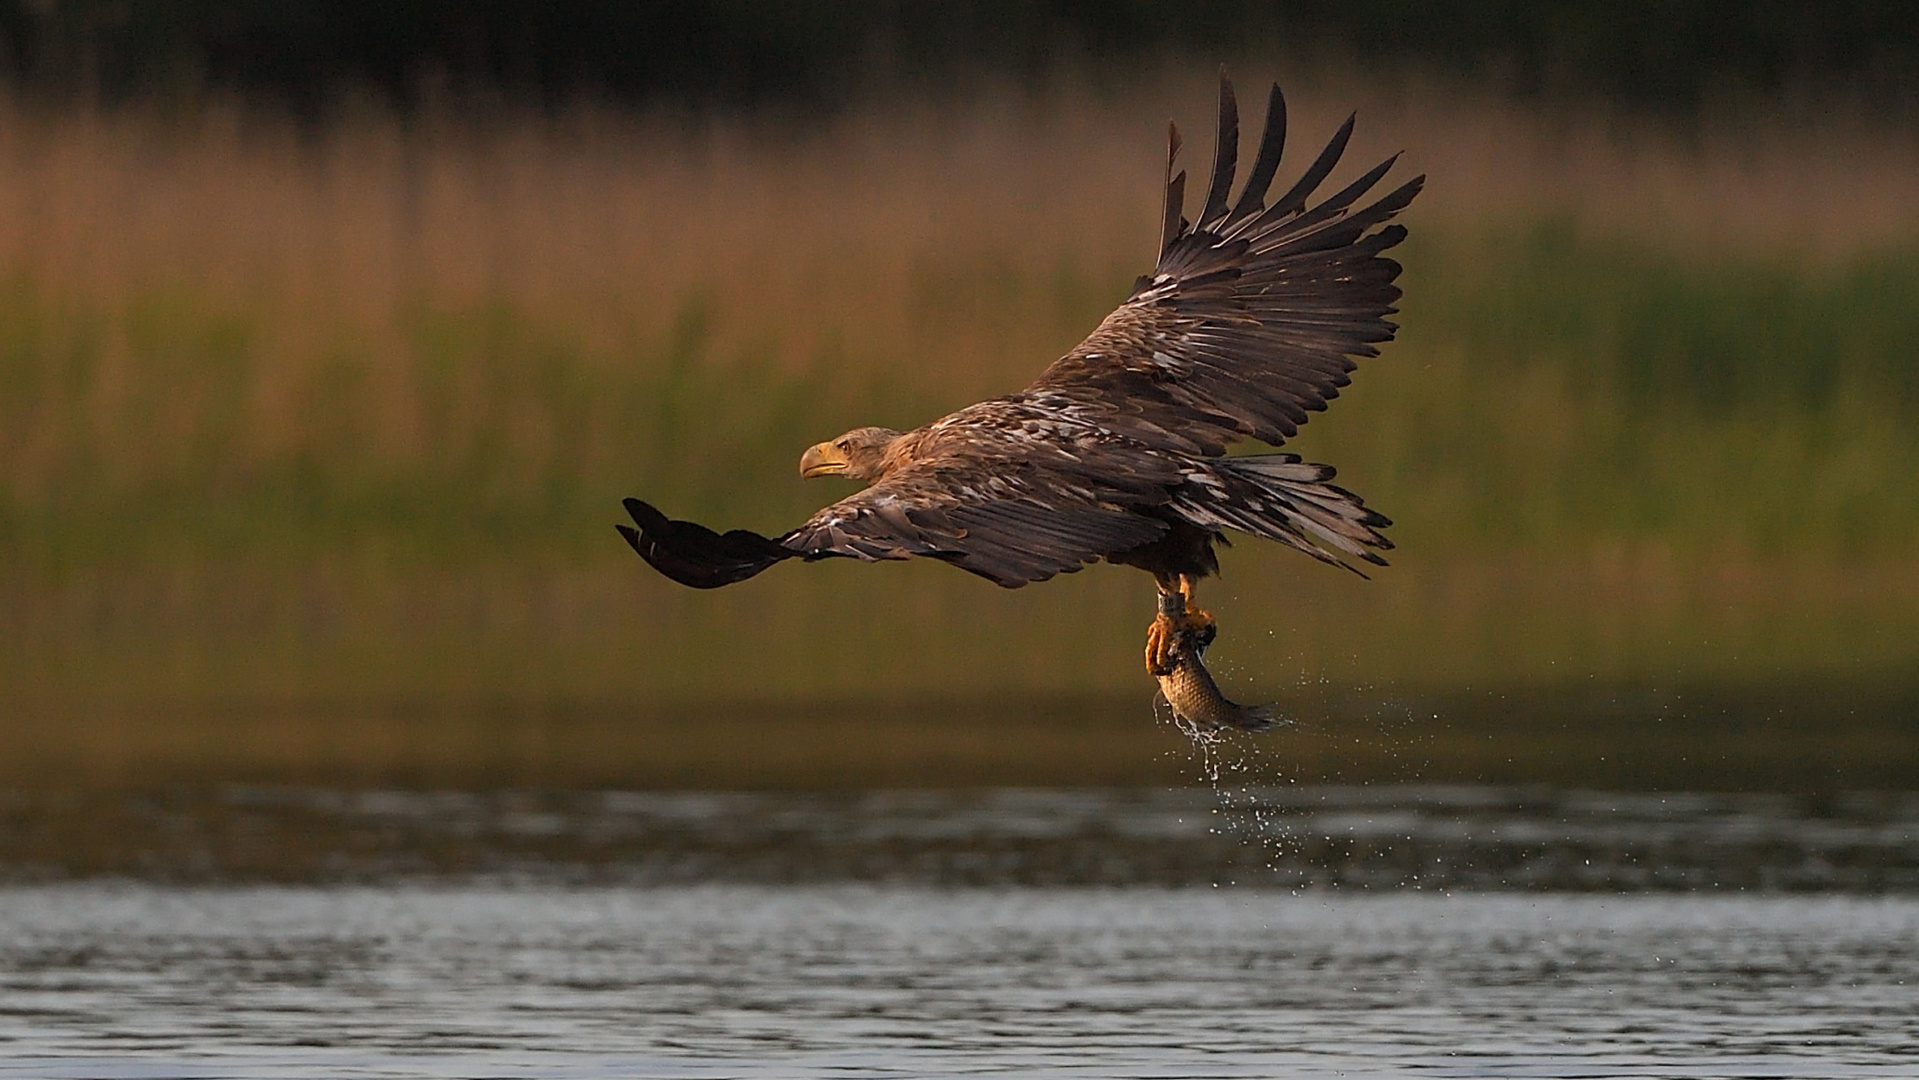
top-left (1145, 606), bottom-right (1216, 677)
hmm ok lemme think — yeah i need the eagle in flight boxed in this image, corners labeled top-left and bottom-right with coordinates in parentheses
top-left (620, 77), bottom-right (1422, 678)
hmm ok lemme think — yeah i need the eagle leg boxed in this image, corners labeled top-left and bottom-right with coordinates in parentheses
top-left (1145, 573), bottom-right (1216, 677)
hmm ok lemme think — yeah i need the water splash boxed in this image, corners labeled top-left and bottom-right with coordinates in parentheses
top-left (1156, 665), bottom-right (1435, 884)
top-left (1156, 689), bottom-right (1306, 878)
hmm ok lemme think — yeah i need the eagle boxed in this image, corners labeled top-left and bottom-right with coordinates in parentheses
top-left (620, 77), bottom-right (1422, 678)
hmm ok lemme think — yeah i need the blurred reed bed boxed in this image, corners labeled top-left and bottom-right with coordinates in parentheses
top-left (1, 73), bottom-right (1916, 723)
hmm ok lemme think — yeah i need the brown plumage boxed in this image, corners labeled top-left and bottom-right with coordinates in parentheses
top-left (621, 77), bottom-right (1421, 630)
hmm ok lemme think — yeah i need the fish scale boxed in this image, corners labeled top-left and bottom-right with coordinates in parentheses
top-left (1152, 591), bottom-right (1279, 733)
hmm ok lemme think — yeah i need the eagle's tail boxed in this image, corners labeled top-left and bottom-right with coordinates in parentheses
top-left (1178, 454), bottom-right (1392, 576)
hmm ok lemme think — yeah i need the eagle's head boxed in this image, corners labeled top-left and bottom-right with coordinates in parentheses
top-left (800, 427), bottom-right (901, 482)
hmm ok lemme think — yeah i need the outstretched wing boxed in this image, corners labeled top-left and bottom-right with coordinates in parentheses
top-left (1027, 78), bottom-right (1423, 456)
top-left (779, 415), bottom-right (1174, 588)
top-left (621, 410), bottom-right (1176, 590)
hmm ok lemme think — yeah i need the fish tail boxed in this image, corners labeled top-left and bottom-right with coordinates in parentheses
top-left (1231, 704), bottom-right (1283, 733)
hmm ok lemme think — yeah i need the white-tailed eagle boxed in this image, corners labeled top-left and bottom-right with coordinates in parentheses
top-left (620, 77), bottom-right (1421, 677)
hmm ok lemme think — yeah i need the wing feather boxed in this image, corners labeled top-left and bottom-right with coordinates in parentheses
top-left (1028, 77), bottom-right (1421, 456)
top-left (1158, 123), bottom-right (1186, 259)
top-left (1197, 77), bottom-right (1239, 231)
top-left (1256, 112), bottom-right (1355, 224)
top-left (1226, 83), bottom-right (1286, 225)
top-left (779, 418), bottom-right (1175, 588)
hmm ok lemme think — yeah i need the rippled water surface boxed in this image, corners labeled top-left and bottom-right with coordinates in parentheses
top-left (3, 885), bottom-right (1916, 1078)
top-left (5, 785), bottom-right (1917, 1076)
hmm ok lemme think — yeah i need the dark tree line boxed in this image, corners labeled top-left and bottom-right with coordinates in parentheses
top-left (1, 1), bottom-right (1914, 114)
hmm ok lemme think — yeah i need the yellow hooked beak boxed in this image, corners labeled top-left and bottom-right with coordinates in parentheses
top-left (799, 442), bottom-right (849, 478)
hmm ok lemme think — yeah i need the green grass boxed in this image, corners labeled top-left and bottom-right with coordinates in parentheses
top-left (7, 229), bottom-right (1916, 563)
top-left (2, 221), bottom-right (1917, 714)
top-left (1307, 225), bottom-right (1919, 558)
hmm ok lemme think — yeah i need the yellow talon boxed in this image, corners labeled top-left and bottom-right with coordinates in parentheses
top-left (1144, 597), bottom-right (1216, 677)
top-left (1145, 612), bottom-right (1180, 676)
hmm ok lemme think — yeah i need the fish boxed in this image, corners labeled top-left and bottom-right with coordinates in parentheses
top-left (1152, 620), bottom-right (1281, 733)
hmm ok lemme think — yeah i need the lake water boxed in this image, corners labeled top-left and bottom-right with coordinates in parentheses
top-left (3, 785), bottom-right (1917, 1077)
top-left (2, 886), bottom-right (1916, 1078)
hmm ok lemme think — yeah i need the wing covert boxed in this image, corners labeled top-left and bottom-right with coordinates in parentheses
top-left (781, 444), bottom-right (1171, 589)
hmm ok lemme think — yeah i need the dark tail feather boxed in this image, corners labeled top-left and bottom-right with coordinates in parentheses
top-left (1177, 454), bottom-right (1392, 577)
top-left (619, 497), bottom-right (793, 589)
